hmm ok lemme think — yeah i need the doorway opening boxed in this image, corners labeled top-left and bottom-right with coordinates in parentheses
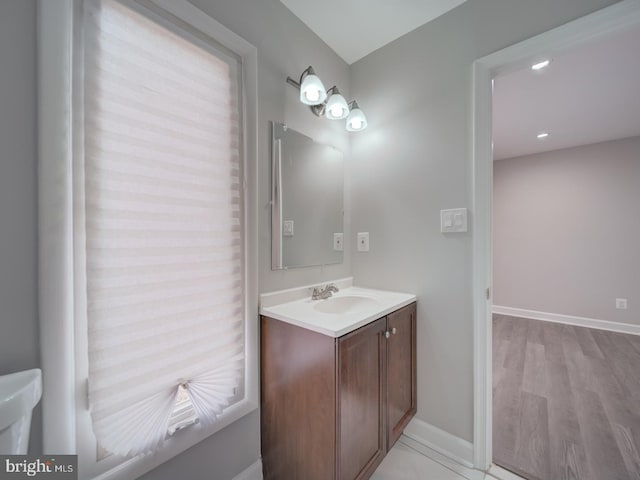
top-left (472, 1), bottom-right (640, 478)
top-left (492, 31), bottom-right (640, 478)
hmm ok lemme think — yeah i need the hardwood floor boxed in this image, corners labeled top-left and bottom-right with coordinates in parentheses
top-left (493, 314), bottom-right (640, 480)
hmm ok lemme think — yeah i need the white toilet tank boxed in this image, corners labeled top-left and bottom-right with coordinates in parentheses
top-left (0, 369), bottom-right (42, 454)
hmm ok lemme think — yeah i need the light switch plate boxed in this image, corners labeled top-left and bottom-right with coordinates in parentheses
top-left (333, 233), bottom-right (344, 251)
top-left (441, 208), bottom-right (468, 233)
top-left (283, 220), bottom-right (294, 236)
top-left (616, 298), bottom-right (628, 309)
top-left (357, 232), bottom-right (370, 252)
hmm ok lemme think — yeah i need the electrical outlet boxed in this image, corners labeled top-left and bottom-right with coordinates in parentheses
top-left (616, 298), bottom-right (628, 310)
top-left (333, 233), bottom-right (344, 251)
top-left (283, 220), bottom-right (294, 237)
top-left (357, 232), bottom-right (370, 252)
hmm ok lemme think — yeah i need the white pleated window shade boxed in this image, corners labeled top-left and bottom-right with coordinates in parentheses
top-left (81, 0), bottom-right (244, 457)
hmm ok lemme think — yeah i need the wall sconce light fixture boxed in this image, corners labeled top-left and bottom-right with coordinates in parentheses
top-left (298, 66), bottom-right (327, 105)
top-left (286, 66), bottom-right (368, 132)
top-left (346, 100), bottom-right (367, 132)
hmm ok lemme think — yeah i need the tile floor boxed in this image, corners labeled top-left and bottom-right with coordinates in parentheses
top-left (371, 442), bottom-right (466, 480)
top-left (371, 442), bottom-right (503, 480)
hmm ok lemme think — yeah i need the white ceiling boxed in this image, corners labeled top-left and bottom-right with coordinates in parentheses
top-left (279, 0), bottom-right (468, 64)
top-left (493, 26), bottom-right (640, 161)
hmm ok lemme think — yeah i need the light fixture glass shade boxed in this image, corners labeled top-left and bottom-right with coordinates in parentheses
top-left (346, 105), bottom-right (367, 132)
top-left (325, 88), bottom-right (349, 120)
top-left (299, 74), bottom-right (327, 105)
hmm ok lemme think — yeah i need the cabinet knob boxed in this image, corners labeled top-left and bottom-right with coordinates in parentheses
top-left (391, 327), bottom-right (397, 335)
top-left (385, 331), bottom-right (390, 339)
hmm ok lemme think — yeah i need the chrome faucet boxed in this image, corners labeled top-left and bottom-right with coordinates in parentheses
top-left (311, 284), bottom-right (339, 300)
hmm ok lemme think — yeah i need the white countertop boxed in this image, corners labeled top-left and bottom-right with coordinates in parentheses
top-left (259, 279), bottom-right (416, 337)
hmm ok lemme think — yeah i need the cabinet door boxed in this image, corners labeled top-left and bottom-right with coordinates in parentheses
top-left (261, 316), bottom-right (337, 480)
top-left (386, 303), bottom-right (417, 449)
top-left (337, 317), bottom-right (387, 480)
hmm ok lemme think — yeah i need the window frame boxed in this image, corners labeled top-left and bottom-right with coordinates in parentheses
top-left (38, 1), bottom-right (258, 479)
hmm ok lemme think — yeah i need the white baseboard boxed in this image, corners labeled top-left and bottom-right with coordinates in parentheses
top-left (400, 435), bottom-right (485, 480)
top-left (402, 417), bottom-right (474, 468)
top-left (492, 305), bottom-right (640, 336)
top-left (487, 464), bottom-right (526, 480)
top-left (231, 459), bottom-right (262, 480)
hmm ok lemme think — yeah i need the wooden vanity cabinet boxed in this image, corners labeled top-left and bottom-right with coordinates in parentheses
top-left (261, 302), bottom-right (417, 480)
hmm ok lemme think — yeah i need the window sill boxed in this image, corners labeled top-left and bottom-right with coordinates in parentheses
top-left (91, 399), bottom-right (259, 480)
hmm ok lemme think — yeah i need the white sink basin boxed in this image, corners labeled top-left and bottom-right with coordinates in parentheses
top-left (0, 369), bottom-right (42, 454)
top-left (314, 295), bottom-right (380, 314)
top-left (260, 281), bottom-right (416, 337)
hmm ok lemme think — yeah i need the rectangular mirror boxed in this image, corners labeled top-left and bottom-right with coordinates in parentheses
top-left (271, 122), bottom-right (344, 270)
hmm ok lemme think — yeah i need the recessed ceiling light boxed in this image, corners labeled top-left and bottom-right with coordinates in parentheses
top-left (537, 132), bottom-right (550, 139)
top-left (531, 60), bottom-right (551, 71)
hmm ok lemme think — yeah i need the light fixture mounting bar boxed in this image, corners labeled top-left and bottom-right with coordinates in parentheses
top-left (286, 77), bottom-right (301, 89)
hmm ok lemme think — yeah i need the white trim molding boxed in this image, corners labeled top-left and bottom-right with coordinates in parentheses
top-left (231, 459), bottom-right (263, 480)
top-left (487, 464), bottom-right (525, 480)
top-left (471, 52), bottom-right (493, 472)
top-left (493, 305), bottom-right (640, 336)
top-left (402, 417), bottom-right (474, 468)
top-left (487, 464), bottom-right (527, 480)
top-left (472, 0), bottom-right (640, 471)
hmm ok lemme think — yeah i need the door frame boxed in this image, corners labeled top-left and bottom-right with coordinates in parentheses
top-left (471, 0), bottom-right (640, 470)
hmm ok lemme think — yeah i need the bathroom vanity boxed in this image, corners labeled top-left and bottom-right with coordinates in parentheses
top-left (260, 280), bottom-right (417, 480)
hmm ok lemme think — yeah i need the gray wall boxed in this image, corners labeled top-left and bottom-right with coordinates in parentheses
top-left (0, 0), bottom-right (41, 455)
top-left (349, 0), bottom-right (618, 442)
top-left (494, 137), bottom-right (640, 324)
